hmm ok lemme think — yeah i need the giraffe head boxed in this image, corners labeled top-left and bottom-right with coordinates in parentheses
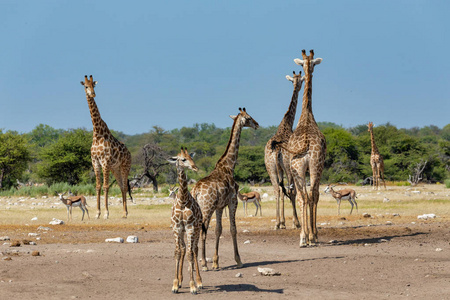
top-left (80, 75), bottom-right (97, 98)
top-left (294, 50), bottom-right (322, 76)
top-left (286, 70), bottom-right (305, 88)
top-left (229, 108), bottom-right (259, 130)
top-left (367, 122), bottom-right (374, 132)
top-left (168, 147), bottom-right (199, 172)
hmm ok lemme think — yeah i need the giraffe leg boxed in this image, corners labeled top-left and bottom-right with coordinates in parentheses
top-left (112, 168), bottom-right (128, 218)
top-left (186, 228), bottom-right (197, 294)
top-left (193, 224), bottom-right (203, 290)
top-left (201, 217), bottom-right (211, 271)
top-left (212, 208), bottom-right (223, 270)
top-left (102, 166), bottom-right (111, 220)
top-left (172, 233), bottom-right (182, 293)
top-left (228, 198), bottom-right (243, 268)
top-left (289, 186), bottom-right (300, 229)
top-left (309, 171), bottom-right (322, 245)
top-left (93, 162), bottom-right (102, 219)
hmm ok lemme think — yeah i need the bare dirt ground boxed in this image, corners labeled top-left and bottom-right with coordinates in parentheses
top-left (1, 184), bottom-right (450, 299)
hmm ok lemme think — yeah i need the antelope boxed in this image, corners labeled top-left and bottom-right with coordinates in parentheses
top-left (168, 186), bottom-right (179, 199)
top-left (324, 184), bottom-right (358, 215)
top-left (58, 192), bottom-right (90, 221)
top-left (237, 188), bottom-right (262, 217)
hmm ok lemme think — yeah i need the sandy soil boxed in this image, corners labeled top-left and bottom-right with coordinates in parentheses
top-left (1, 185), bottom-right (450, 299)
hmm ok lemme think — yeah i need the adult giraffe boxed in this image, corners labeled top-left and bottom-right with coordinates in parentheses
top-left (191, 108), bottom-right (259, 271)
top-left (367, 122), bottom-right (386, 190)
top-left (273, 50), bottom-right (326, 247)
top-left (265, 71), bottom-right (304, 229)
top-left (80, 75), bottom-right (132, 219)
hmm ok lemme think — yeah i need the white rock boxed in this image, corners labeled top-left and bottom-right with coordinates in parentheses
top-left (28, 233), bottom-right (39, 237)
top-left (242, 229), bottom-right (250, 233)
top-left (235, 273), bottom-right (243, 278)
top-left (262, 193), bottom-right (269, 199)
top-left (412, 190), bottom-right (421, 194)
top-left (244, 240), bottom-right (251, 244)
top-left (417, 214), bottom-right (436, 220)
top-left (31, 217), bottom-right (38, 221)
top-left (105, 237), bottom-right (124, 243)
top-left (383, 197), bottom-right (390, 203)
top-left (37, 226), bottom-right (52, 231)
top-left (436, 248), bottom-right (443, 252)
top-left (126, 236), bottom-right (139, 243)
top-left (49, 218), bottom-right (64, 225)
top-left (258, 267), bottom-right (280, 276)
top-left (0, 236), bottom-right (10, 241)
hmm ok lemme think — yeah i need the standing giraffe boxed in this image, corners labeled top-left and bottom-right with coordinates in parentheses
top-left (168, 148), bottom-right (203, 295)
top-left (191, 108), bottom-right (259, 271)
top-left (80, 75), bottom-right (132, 219)
top-left (367, 122), bottom-right (386, 190)
top-left (273, 50), bottom-right (326, 247)
top-left (265, 71), bottom-right (304, 229)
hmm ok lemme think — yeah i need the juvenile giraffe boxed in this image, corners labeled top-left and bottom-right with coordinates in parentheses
top-left (273, 50), bottom-right (326, 247)
top-left (80, 75), bottom-right (132, 219)
top-left (191, 108), bottom-right (259, 271)
top-left (265, 71), bottom-right (304, 229)
top-left (367, 122), bottom-right (386, 190)
top-left (168, 148), bottom-right (203, 295)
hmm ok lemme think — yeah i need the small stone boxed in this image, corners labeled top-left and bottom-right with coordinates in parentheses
top-left (10, 241), bottom-right (21, 247)
top-left (126, 236), bottom-right (139, 243)
top-left (235, 273), bottom-right (243, 278)
top-left (31, 251), bottom-right (40, 256)
top-left (2, 257), bottom-right (12, 261)
top-left (363, 213), bottom-right (371, 218)
top-left (105, 237), bottom-right (124, 243)
top-left (258, 267), bottom-right (280, 276)
top-left (28, 233), bottom-right (39, 237)
top-left (244, 240), bottom-right (251, 244)
top-left (0, 236), bottom-right (10, 241)
top-left (242, 229), bottom-right (250, 233)
top-left (436, 248), bottom-right (443, 252)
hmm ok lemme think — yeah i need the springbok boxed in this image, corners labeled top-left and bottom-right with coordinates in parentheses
top-left (238, 188), bottom-right (262, 217)
top-left (58, 192), bottom-right (90, 221)
top-left (324, 184), bottom-right (358, 215)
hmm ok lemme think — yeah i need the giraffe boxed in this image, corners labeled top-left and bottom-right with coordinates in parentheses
top-left (80, 75), bottom-right (132, 219)
top-left (168, 148), bottom-right (203, 294)
top-left (191, 108), bottom-right (259, 271)
top-left (367, 122), bottom-right (386, 190)
top-left (264, 71), bottom-right (304, 229)
top-left (272, 50), bottom-right (326, 247)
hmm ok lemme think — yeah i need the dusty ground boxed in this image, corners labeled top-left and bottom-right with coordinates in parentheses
top-left (1, 184), bottom-right (449, 299)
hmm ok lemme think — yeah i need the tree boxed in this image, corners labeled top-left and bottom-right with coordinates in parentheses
top-left (133, 143), bottom-right (171, 192)
top-left (235, 146), bottom-right (267, 183)
top-left (0, 130), bottom-right (31, 189)
top-left (37, 129), bottom-right (92, 185)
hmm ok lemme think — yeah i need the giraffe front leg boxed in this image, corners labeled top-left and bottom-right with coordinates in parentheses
top-left (172, 236), bottom-right (182, 293)
top-left (102, 167), bottom-right (111, 220)
top-left (93, 164), bottom-right (102, 219)
top-left (186, 230), bottom-right (198, 294)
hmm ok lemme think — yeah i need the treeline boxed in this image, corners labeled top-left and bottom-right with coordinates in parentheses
top-left (0, 122), bottom-right (449, 190)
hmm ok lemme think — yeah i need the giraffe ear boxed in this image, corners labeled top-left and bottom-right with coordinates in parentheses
top-left (285, 75), bottom-right (294, 82)
top-left (229, 115), bottom-right (237, 120)
top-left (93, 81), bottom-right (98, 86)
top-left (80, 81), bottom-right (85, 86)
top-left (189, 152), bottom-right (196, 158)
top-left (167, 157), bottom-right (177, 164)
top-left (294, 58), bottom-right (304, 66)
top-left (312, 58), bottom-right (322, 66)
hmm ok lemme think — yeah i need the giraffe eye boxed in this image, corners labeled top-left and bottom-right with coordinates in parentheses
top-left (181, 158), bottom-right (187, 162)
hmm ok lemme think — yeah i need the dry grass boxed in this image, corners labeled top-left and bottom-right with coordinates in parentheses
top-left (0, 184), bottom-right (448, 245)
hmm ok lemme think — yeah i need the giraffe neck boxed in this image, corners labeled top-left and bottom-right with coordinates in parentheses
top-left (275, 81), bottom-right (301, 136)
top-left (369, 129), bottom-right (379, 155)
top-left (215, 117), bottom-right (243, 173)
top-left (176, 164), bottom-right (189, 206)
top-left (86, 95), bottom-right (111, 138)
top-left (295, 73), bottom-right (315, 128)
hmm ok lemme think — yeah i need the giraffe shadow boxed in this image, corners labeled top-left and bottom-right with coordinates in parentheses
top-left (328, 232), bottom-right (426, 246)
top-left (203, 284), bottom-right (283, 294)
top-left (220, 256), bottom-right (345, 271)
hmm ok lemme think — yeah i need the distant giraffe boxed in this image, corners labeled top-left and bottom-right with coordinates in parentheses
top-left (191, 108), bottom-right (259, 271)
top-left (367, 122), bottom-right (386, 190)
top-left (265, 71), bottom-right (304, 229)
top-left (273, 50), bottom-right (326, 247)
top-left (80, 75), bottom-right (132, 219)
top-left (168, 148), bottom-right (203, 294)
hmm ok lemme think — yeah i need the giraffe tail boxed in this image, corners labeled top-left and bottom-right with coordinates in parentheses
top-left (127, 179), bottom-right (134, 203)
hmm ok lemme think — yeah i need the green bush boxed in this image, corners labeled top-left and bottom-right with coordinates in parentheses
top-left (445, 179), bottom-right (450, 188)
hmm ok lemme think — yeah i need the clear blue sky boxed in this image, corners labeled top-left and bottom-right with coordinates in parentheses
top-left (1, 1), bottom-right (449, 135)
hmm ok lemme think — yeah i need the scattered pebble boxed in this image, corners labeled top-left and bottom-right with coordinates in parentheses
top-left (31, 251), bottom-right (40, 256)
top-left (258, 267), bottom-right (280, 276)
top-left (105, 237), bottom-right (124, 243)
top-left (244, 240), bottom-right (251, 244)
top-left (436, 248), bottom-right (443, 252)
top-left (235, 273), bottom-right (243, 278)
